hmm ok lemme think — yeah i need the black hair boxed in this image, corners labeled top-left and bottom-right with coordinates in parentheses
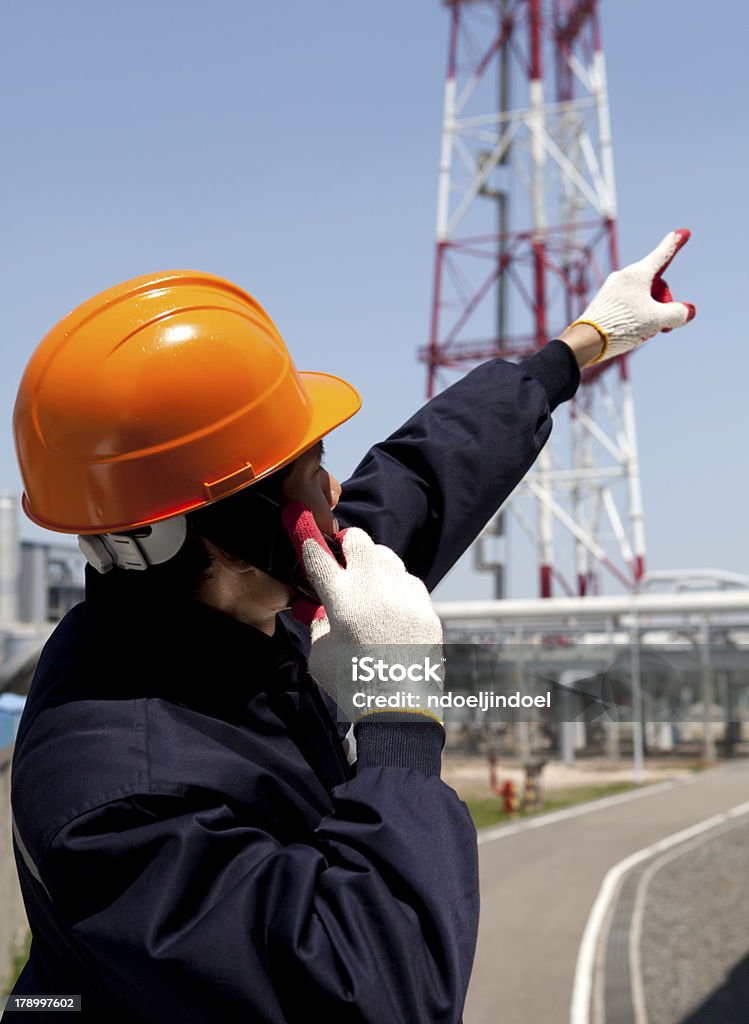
top-left (187, 463), bottom-right (295, 579)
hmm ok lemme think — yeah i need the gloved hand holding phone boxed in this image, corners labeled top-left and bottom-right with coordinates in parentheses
top-left (282, 501), bottom-right (444, 726)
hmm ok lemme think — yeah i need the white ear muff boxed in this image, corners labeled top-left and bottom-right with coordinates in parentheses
top-left (78, 516), bottom-right (188, 574)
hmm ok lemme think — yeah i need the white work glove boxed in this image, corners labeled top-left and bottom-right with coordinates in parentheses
top-left (282, 501), bottom-right (444, 726)
top-left (570, 228), bottom-right (696, 364)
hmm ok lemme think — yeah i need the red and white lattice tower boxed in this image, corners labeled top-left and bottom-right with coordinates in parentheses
top-left (422, 0), bottom-right (645, 598)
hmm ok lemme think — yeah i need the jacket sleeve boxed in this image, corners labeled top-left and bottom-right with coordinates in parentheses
top-left (41, 769), bottom-right (478, 1024)
top-left (336, 340), bottom-right (579, 589)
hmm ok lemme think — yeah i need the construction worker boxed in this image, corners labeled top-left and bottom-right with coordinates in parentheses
top-left (6, 231), bottom-right (693, 1022)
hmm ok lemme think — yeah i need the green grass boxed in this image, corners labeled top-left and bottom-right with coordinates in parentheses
top-left (3, 930), bottom-right (31, 996)
top-left (466, 782), bottom-right (640, 830)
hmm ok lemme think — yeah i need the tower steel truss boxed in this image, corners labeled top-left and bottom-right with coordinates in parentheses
top-left (422, 0), bottom-right (645, 597)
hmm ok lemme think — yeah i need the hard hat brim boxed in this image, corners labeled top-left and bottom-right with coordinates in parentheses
top-left (20, 370), bottom-right (362, 535)
top-left (284, 369), bottom-right (362, 468)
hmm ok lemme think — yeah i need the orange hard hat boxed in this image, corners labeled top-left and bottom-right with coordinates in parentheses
top-left (13, 270), bottom-right (361, 534)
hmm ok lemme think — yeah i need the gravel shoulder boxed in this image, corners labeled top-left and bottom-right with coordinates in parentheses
top-left (639, 817), bottom-right (749, 1024)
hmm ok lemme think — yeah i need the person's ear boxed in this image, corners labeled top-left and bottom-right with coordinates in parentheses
top-left (200, 537), bottom-right (256, 574)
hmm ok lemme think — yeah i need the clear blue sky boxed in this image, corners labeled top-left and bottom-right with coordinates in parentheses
top-left (1, 1), bottom-right (747, 600)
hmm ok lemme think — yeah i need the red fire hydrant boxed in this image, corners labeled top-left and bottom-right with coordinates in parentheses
top-left (502, 779), bottom-right (516, 816)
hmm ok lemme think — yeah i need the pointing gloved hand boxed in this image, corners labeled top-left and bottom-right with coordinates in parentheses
top-left (570, 228), bottom-right (696, 365)
top-left (282, 501), bottom-right (444, 726)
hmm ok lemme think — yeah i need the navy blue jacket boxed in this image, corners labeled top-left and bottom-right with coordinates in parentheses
top-left (7, 344), bottom-right (579, 1022)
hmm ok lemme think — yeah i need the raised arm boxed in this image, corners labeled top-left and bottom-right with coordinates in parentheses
top-left (337, 230), bottom-right (695, 590)
top-left (336, 341), bottom-right (578, 590)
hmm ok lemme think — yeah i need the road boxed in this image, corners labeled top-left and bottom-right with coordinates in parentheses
top-left (463, 760), bottom-right (749, 1024)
